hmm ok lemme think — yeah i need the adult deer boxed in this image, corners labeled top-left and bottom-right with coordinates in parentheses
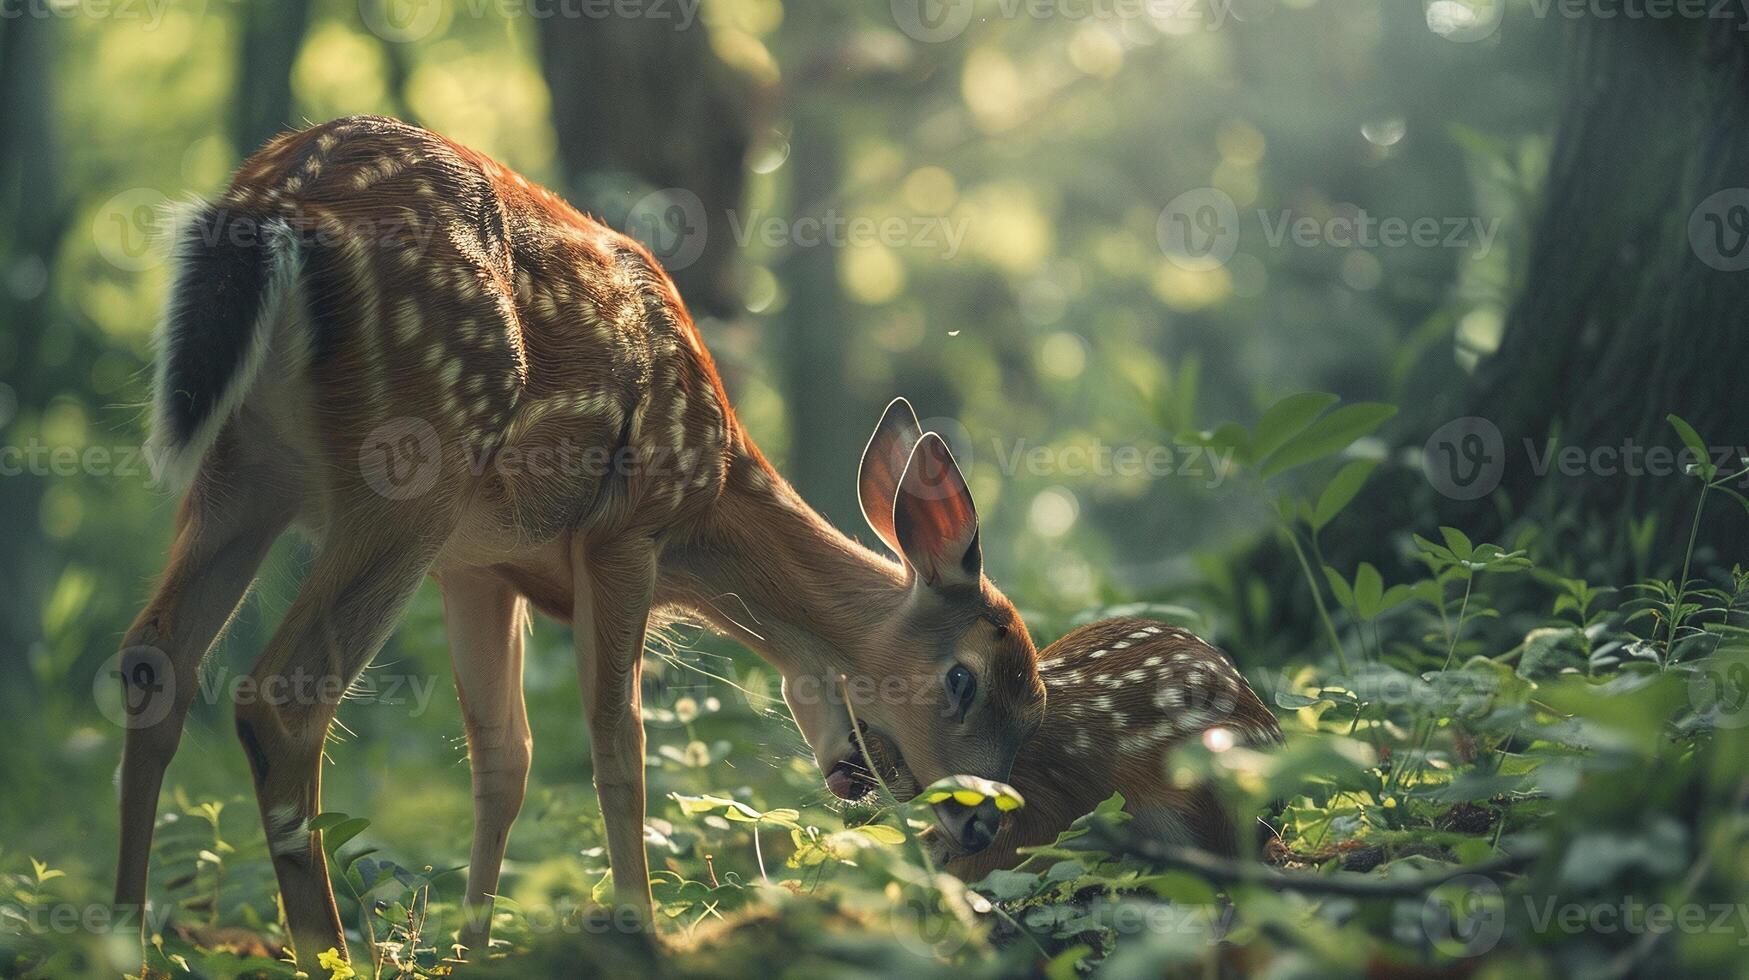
top-left (114, 115), bottom-right (1044, 966)
top-left (925, 618), bottom-right (1282, 879)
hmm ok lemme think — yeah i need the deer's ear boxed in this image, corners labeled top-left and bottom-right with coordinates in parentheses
top-left (893, 432), bottom-right (982, 589)
top-left (858, 397), bottom-right (923, 558)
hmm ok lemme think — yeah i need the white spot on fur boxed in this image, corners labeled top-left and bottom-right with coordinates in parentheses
top-left (392, 296), bottom-right (421, 346)
top-left (266, 804), bottom-right (308, 858)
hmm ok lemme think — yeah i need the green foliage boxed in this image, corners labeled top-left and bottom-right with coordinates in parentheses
top-left (6, 406), bottom-right (1744, 979)
top-left (2, 1), bottom-right (1744, 975)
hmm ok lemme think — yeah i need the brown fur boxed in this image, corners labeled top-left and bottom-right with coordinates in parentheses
top-left (114, 116), bottom-right (1044, 968)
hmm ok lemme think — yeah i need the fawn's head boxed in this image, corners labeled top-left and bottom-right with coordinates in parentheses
top-left (790, 399), bottom-right (1044, 855)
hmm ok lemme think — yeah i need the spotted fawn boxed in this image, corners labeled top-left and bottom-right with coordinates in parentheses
top-left (931, 617), bottom-right (1282, 880)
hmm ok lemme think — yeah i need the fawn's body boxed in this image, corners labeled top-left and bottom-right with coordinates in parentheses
top-left (118, 115), bottom-right (1044, 967)
top-left (937, 618), bottom-right (1282, 880)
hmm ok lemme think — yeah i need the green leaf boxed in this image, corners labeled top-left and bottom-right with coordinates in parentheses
top-left (671, 793), bottom-right (765, 822)
top-left (31, 858), bottom-right (63, 884)
top-left (846, 823), bottom-right (907, 845)
top-left (1251, 392), bottom-right (1339, 463)
top-left (1259, 403), bottom-right (1397, 478)
top-left (307, 812), bottom-right (351, 834)
top-left (1045, 859), bottom-right (1088, 882)
top-left (1091, 792), bottom-right (1126, 818)
top-left (1377, 583), bottom-right (1415, 615)
top-left (975, 868), bottom-right (1041, 902)
top-left (1046, 946), bottom-right (1093, 980)
top-left (917, 775), bottom-right (1026, 812)
top-left (1311, 459), bottom-right (1378, 531)
top-left (1666, 414), bottom-right (1715, 479)
top-left (1439, 526), bottom-right (1474, 561)
top-left (1354, 563), bottom-right (1384, 619)
top-left (1275, 690), bottom-right (1326, 709)
top-left (321, 817), bottom-right (370, 860)
top-left (1324, 565), bottom-right (1356, 613)
top-left (1413, 533), bottom-right (1456, 564)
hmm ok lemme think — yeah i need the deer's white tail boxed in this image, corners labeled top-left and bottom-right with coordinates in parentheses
top-left (148, 203), bottom-right (302, 490)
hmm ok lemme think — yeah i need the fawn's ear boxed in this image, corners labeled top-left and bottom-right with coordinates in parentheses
top-left (858, 397), bottom-right (923, 558)
top-left (893, 432), bottom-right (982, 589)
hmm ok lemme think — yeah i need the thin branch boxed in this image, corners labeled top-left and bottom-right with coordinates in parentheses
top-left (1081, 825), bottom-right (1542, 900)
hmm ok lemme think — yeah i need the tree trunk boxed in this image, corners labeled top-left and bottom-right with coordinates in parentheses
top-left (535, 14), bottom-right (752, 320)
top-left (232, 0), bottom-right (313, 153)
top-left (1463, 16), bottom-right (1749, 575)
top-left (0, 12), bottom-right (64, 705)
top-left (775, 84), bottom-right (856, 526)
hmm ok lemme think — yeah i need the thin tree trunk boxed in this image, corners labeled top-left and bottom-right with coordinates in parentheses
top-left (232, 0), bottom-right (313, 153)
top-left (0, 12), bottom-right (63, 705)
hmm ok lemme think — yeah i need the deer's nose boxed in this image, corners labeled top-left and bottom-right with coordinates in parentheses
top-left (932, 798), bottom-right (1001, 854)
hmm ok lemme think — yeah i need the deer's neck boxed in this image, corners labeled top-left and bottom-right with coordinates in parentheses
top-left (657, 441), bottom-right (908, 679)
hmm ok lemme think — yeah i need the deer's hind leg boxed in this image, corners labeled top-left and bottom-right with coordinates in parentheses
top-left (232, 499), bottom-right (457, 968)
top-left (114, 426), bottom-right (301, 920)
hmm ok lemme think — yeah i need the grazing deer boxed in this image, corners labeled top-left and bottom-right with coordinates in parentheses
top-left (114, 114), bottom-right (1044, 967)
top-left (926, 617), bottom-right (1282, 880)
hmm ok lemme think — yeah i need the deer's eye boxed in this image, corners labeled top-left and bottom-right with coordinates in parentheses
top-left (945, 664), bottom-right (977, 719)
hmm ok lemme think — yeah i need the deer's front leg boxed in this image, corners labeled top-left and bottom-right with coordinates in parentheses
top-left (437, 567), bottom-right (532, 958)
top-left (571, 535), bottom-right (658, 926)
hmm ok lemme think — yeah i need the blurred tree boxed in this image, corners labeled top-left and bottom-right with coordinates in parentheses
top-left (1468, 17), bottom-right (1749, 569)
top-left (233, 0), bottom-right (314, 152)
top-left (535, 11), bottom-right (754, 320)
top-left (0, 12), bottom-right (65, 706)
top-left (771, 4), bottom-right (857, 527)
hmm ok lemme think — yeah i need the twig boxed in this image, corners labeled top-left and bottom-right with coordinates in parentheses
top-left (1082, 825), bottom-right (1541, 900)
